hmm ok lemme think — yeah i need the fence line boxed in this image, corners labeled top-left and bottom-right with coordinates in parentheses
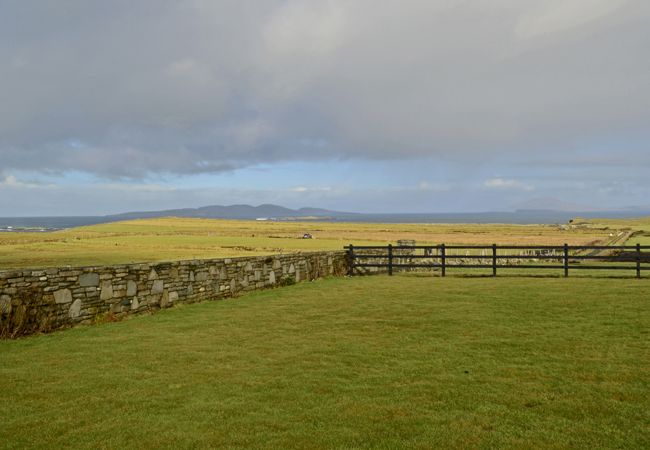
top-left (346, 244), bottom-right (650, 278)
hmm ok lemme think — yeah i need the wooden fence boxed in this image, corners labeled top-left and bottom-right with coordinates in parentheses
top-left (346, 244), bottom-right (650, 278)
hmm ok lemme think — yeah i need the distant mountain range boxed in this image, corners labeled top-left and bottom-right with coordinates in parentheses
top-left (2, 203), bottom-right (650, 230)
top-left (0, 204), bottom-right (356, 230)
top-left (107, 204), bottom-right (354, 221)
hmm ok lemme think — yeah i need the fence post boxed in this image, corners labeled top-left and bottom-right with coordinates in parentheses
top-left (637, 243), bottom-right (641, 279)
top-left (441, 244), bottom-right (446, 277)
top-left (348, 245), bottom-right (354, 276)
top-left (388, 244), bottom-right (393, 276)
top-left (492, 244), bottom-right (497, 277)
top-left (563, 243), bottom-right (569, 277)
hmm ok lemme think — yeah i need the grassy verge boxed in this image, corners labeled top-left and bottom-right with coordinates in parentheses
top-left (1, 275), bottom-right (648, 448)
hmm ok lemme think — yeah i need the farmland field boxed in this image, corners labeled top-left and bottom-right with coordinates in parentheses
top-left (582, 217), bottom-right (650, 247)
top-left (1, 275), bottom-right (648, 449)
top-left (0, 217), bottom-right (623, 269)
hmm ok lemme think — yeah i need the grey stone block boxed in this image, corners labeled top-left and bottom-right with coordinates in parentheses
top-left (151, 280), bottom-right (164, 294)
top-left (79, 273), bottom-right (100, 287)
top-left (69, 299), bottom-right (82, 318)
top-left (126, 280), bottom-right (137, 297)
top-left (100, 281), bottom-right (114, 300)
top-left (53, 289), bottom-right (73, 304)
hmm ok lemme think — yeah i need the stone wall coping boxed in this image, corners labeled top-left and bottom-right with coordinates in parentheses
top-left (0, 250), bottom-right (348, 277)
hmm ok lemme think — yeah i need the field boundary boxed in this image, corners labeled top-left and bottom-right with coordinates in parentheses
top-left (347, 244), bottom-right (650, 278)
top-left (0, 250), bottom-right (348, 338)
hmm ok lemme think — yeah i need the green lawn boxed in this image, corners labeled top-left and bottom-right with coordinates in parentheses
top-left (1, 276), bottom-right (649, 449)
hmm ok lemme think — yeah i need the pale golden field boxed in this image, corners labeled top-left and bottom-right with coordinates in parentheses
top-left (0, 216), bottom-right (638, 269)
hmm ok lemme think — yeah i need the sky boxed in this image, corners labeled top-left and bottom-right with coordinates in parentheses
top-left (1, 0), bottom-right (649, 216)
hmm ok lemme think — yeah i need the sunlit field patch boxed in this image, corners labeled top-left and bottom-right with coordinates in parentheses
top-left (0, 217), bottom-right (616, 269)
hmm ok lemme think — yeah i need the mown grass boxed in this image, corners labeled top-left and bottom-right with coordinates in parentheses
top-left (1, 275), bottom-right (648, 449)
top-left (0, 217), bottom-right (613, 269)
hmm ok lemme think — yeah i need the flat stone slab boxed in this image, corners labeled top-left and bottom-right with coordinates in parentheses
top-left (79, 273), bottom-right (100, 287)
top-left (53, 289), bottom-right (73, 304)
top-left (69, 299), bottom-right (82, 318)
top-left (151, 280), bottom-right (164, 294)
top-left (126, 280), bottom-right (137, 297)
top-left (100, 281), bottom-right (113, 300)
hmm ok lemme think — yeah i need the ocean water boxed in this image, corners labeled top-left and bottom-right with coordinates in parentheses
top-left (0, 216), bottom-right (107, 231)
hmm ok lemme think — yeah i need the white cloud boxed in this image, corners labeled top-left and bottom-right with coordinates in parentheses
top-left (291, 186), bottom-right (332, 193)
top-left (0, 175), bottom-right (20, 187)
top-left (259, 1), bottom-right (347, 101)
top-left (515, 0), bottom-right (629, 39)
top-left (0, 175), bottom-right (54, 189)
top-left (484, 178), bottom-right (534, 192)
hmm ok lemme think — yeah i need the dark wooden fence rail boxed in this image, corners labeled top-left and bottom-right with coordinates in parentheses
top-left (346, 244), bottom-right (650, 278)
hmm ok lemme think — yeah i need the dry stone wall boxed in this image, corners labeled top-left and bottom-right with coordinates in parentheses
top-left (0, 251), bottom-right (348, 336)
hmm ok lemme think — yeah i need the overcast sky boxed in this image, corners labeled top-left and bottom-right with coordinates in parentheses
top-left (1, 0), bottom-right (649, 216)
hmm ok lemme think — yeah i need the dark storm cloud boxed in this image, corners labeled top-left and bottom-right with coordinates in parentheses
top-left (0, 0), bottom-right (649, 178)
